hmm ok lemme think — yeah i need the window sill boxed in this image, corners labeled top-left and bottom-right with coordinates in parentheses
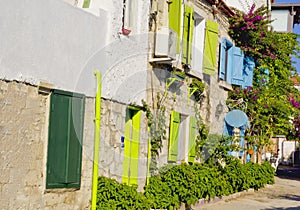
top-left (219, 80), bottom-right (232, 91)
top-left (44, 187), bottom-right (80, 194)
top-left (186, 70), bottom-right (203, 80)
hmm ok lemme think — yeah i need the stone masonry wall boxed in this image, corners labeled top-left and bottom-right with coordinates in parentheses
top-left (98, 99), bottom-right (149, 190)
top-left (0, 80), bottom-right (93, 210)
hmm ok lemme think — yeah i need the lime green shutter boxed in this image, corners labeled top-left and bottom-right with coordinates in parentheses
top-left (83, 0), bottom-right (90, 8)
top-left (130, 110), bottom-right (140, 185)
top-left (168, 111), bottom-right (180, 162)
top-left (203, 20), bottom-right (219, 75)
top-left (183, 5), bottom-right (194, 65)
top-left (122, 108), bottom-right (141, 186)
top-left (188, 116), bottom-right (197, 163)
top-left (122, 109), bottom-right (131, 185)
top-left (169, 0), bottom-right (182, 53)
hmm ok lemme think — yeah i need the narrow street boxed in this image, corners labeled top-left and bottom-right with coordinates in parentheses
top-left (196, 166), bottom-right (300, 210)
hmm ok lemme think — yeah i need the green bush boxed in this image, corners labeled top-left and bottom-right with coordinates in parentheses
top-left (97, 160), bottom-right (275, 209)
top-left (96, 176), bottom-right (152, 210)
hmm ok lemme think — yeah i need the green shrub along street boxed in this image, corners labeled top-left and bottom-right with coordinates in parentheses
top-left (96, 158), bottom-right (275, 210)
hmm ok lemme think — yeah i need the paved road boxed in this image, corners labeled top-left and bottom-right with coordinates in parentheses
top-left (195, 166), bottom-right (300, 210)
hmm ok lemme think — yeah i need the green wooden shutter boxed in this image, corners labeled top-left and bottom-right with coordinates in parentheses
top-left (130, 110), bottom-right (140, 185)
top-left (122, 109), bottom-right (132, 185)
top-left (169, 0), bottom-right (182, 53)
top-left (67, 96), bottom-right (85, 185)
top-left (183, 5), bottom-right (194, 65)
top-left (168, 111), bottom-right (180, 162)
top-left (47, 93), bottom-right (69, 187)
top-left (122, 108), bottom-right (141, 186)
top-left (188, 116), bottom-right (197, 163)
top-left (83, 0), bottom-right (91, 8)
top-left (46, 90), bottom-right (85, 189)
top-left (203, 20), bottom-right (219, 75)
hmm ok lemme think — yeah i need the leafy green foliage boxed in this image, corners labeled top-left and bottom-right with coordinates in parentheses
top-left (96, 161), bottom-right (275, 209)
top-left (144, 160), bottom-right (275, 209)
top-left (227, 4), bottom-right (300, 149)
top-left (142, 94), bottom-right (167, 175)
top-left (194, 103), bottom-right (209, 161)
top-left (189, 78), bottom-right (205, 102)
top-left (96, 176), bottom-right (152, 210)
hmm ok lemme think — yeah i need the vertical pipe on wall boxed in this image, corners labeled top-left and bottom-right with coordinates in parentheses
top-left (91, 70), bottom-right (102, 210)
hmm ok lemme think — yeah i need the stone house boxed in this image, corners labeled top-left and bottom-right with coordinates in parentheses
top-left (0, 0), bottom-right (267, 209)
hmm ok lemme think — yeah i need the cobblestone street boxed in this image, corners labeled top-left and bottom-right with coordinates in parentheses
top-left (196, 166), bottom-right (300, 210)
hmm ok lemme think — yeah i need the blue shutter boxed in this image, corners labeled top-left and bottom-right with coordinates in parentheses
top-left (219, 38), bottom-right (227, 80)
top-left (231, 46), bottom-right (244, 85)
top-left (226, 46), bottom-right (233, 84)
top-left (242, 56), bottom-right (255, 88)
top-left (219, 38), bottom-right (233, 81)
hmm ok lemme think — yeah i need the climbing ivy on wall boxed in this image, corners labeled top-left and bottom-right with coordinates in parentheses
top-left (194, 103), bottom-right (209, 162)
top-left (142, 93), bottom-right (167, 175)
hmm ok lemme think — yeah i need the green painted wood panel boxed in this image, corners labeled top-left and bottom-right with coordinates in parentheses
top-left (46, 90), bottom-right (85, 189)
top-left (169, 0), bottom-right (182, 53)
top-left (168, 111), bottom-right (180, 162)
top-left (188, 116), bottom-right (197, 163)
top-left (203, 20), bottom-right (219, 75)
top-left (67, 97), bottom-right (85, 184)
top-left (122, 108), bottom-right (141, 186)
top-left (130, 110), bottom-right (140, 185)
top-left (122, 109), bottom-right (132, 185)
top-left (47, 93), bottom-right (69, 187)
top-left (183, 5), bottom-right (194, 65)
top-left (83, 0), bottom-right (90, 8)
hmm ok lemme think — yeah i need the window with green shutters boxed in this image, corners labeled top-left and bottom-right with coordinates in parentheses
top-left (188, 116), bottom-right (197, 163)
top-left (168, 111), bottom-right (180, 162)
top-left (203, 20), bottom-right (219, 75)
top-left (46, 90), bottom-right (85, 189)
top-left (183, 5), bottom-right (194, 65)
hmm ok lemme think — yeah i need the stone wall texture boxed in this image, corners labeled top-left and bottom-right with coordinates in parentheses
top-left (0, 80), bottom-right (93, 209)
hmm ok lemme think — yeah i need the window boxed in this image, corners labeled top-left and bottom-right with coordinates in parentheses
top-left (122, 107), bottom-right (141, 185)
top-left (191, 15), bottom-right (205, 75)
top-left (203, 20), bottom-right (219, 75)
top-left (46, 90), bottom-right (85, 189)
top-left (219, 38), bottom-right (245, 85)
top-left (168, 112), bottom-right (197, 163)
top-left (122, 0), bottom-right (138, 31)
